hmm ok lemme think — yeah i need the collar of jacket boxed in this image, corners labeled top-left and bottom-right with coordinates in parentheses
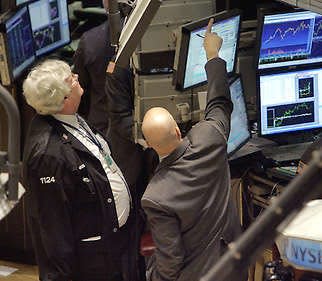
top-left (155, 138), bottom-right (189, 173)
top-left (44, 115), bottom-right (98, 156)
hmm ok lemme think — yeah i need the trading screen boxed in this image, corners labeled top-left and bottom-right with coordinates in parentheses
top-left (259, 68), bottom-right (322, 135)
top-left (184, 15), bottom-right (240, 89)
top-left (227, 77), bottom-right (250, 155)
top-left (5, 6), bottom-right (35, 78)
top-left (28, 0), bottom-right (70, 56)
top-left (258, 11), bottom-right (322, 70)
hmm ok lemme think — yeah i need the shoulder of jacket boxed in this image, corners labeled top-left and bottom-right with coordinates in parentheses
top-left (24, 116), bottom-right (64, 166)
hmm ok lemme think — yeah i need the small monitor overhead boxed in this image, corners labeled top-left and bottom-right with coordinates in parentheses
top-left (174, 9), bottom-right (241, 91)
top-left (258, 67), bottom-right (322, 136)
top-left (0, 6), bottom-right (35, 83)
top-left (28, 0), bottom-right (70, 57)
top-left (258, 10), bottom-right (322, 70)
top-left (227, 76), bottom-right (250, 156)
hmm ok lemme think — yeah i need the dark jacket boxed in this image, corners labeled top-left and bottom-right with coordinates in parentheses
top-left (141, 58), bottom-right (244, 281)
top-left (23, 113), bottom-right (148, 281)
top-left (73, 21), bottom-right (115, 135)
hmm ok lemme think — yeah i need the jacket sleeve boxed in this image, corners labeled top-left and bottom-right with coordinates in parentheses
top-left (105, 63), bottom-right (134, 140)
top-left (142, 198), bottom-right (185, 281)
top-left (25, 154), bottom-right (74, 281)
top-left (73, 36), bottom-right (91, 119)
top-left (204, 57), bottom-right (233, 139)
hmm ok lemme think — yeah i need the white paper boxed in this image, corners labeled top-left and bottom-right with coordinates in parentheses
top-left (0, 265), bottom-right (18, 277)
top-left (0, 173), bottom-right (25, 221)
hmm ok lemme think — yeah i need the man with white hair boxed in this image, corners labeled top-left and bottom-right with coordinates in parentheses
top-left (73, 0), bottom-right (136, 135)
top-left (22, 59), bottom-right (150, 281)
top-left (106, 19), bottom-right (245, 281)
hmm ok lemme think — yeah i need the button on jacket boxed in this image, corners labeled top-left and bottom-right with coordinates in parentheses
top-left (23, 113), bottom-right (150, 281)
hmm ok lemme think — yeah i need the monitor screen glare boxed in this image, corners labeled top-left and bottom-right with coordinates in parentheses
top-left (259, 68), bottom-right (322, 135)
top-left (227, 77), bottom-right (250, 155)
top-left (183, 15), bottom-right (240, 89)
top-left (5, 6), bottom-right (35, 78)
top-left (28, 0), bottom-right (70, 56)
top-left (258, 11), bottom-right (322, 70)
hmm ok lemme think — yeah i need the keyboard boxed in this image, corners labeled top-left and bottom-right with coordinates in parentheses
top-left (262, 142), bottom-right (312, 163)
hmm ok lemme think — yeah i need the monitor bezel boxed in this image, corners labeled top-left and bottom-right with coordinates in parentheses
top-left (256, 66), bottom-right (322, 143)
top-left (227, 74), bottom-right (251, 157)
top-left (28, 0), bottom-right (71, 58)
top-left (254, 7), bottom-right (322, 73)
top-left (0, 6), bottom-right (36, 82)
top-left (175, 9), bottom-right (242, 91)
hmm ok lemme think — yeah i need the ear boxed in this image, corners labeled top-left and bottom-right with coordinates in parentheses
top-left (175, 126), bottom-right (182, 140)
top-left (58, 97), bottom-right (68, 114)
top-left (145, 139), bottom-right (151, 148)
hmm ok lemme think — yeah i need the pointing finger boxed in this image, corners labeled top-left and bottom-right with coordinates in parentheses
top-left (206, 18), bottom-right (214, 34)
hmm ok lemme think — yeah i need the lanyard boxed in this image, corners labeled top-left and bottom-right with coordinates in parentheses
top-left (59, 117), bottom-right (133, 207)
top-left (59, 118), bottom-right (115, 169)
top-left (60, 119), bottom-right (102, 150)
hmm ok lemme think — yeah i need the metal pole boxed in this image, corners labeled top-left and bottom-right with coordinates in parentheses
top-left (0, 84), bottom-right (21, 201)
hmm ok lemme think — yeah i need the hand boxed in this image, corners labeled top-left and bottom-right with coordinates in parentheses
top-left (203, 18), bottom-right (223, 61)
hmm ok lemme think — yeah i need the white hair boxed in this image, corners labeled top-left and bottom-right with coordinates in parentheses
top-left (23, 59), bottom-right (72, 115)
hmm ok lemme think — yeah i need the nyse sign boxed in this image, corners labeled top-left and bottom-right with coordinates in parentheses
top-left (282, 238), bottom-right (322, 271)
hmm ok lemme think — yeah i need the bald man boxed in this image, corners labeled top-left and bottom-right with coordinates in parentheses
top-left (140, 19), bottom-right (244, 281)
top-left (105, 19), bottom-right (244, 281)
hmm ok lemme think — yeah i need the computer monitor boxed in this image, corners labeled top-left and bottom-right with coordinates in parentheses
top-left (174, 9), bottom-right (241, 91)
top-left (257, 10), bottom-right (322, 71)
top-left (0, 6), bottom-right (35, 85)
top-left (258, 67), bottom-right (322, 138)
top-left (227, 76), bottom-right (250, 156)
top-left (28, 0), bottom-right (70, 57)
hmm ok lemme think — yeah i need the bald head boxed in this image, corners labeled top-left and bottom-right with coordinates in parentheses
top-left (142, 107), bottom-right (182, 157)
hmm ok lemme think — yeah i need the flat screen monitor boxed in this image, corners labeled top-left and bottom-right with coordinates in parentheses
top-left (0, 6), bottom-right (35, 83)
top-left (227, 76), bottom-right (250, 156)
top-left (174, 9), bottom-right (241, 91)
top-left (257, 10), bottom-right (322, 70)
top-left (28, 0), bottom-right (70, 57)
top-left (258, 67), bottom-right (322, 136)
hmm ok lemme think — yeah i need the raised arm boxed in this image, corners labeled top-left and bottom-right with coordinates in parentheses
top-left (203, 18), bottom-right (233, 139)
top-left (105, 62), bottom-right (134, 140)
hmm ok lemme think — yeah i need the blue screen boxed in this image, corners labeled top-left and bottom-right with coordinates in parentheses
top-left (227, 77), bottom-right (250, 155)
top-left (258, 11), bottom-right (322, 70)
top-left (5, 6), bottom-right (35, 78)
top-left (259, 68), bottom-right (322, 135)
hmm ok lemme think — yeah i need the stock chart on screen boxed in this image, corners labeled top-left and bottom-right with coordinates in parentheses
top-left (258, 11), bottom-right (322, 70)
top-left (259, 68), bottom-right (322, 135)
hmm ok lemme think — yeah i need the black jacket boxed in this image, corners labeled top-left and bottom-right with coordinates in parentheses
top-left (23, 113), bottom-right (149, 281)
top-left (73, 21), bottom-right (115, 135)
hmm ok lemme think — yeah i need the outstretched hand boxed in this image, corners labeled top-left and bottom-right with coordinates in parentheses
top-left (203, 18), bottom-right (223, 61)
